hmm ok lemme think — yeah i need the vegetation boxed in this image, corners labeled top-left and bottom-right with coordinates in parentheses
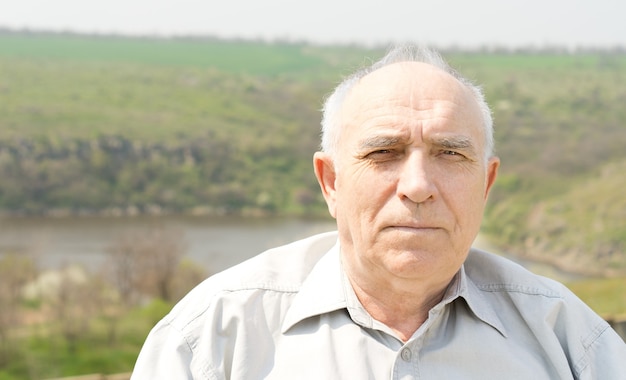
top-left (0, 31), bottom-right (625, 377)
top-left (467, 54), bottom-right (626, 276)
top-left (566, 277), bottom-right (626, 318)
top-left (2, 32), bottom-right (624, 276)
top-left (0, 33), bottom-right (380, 218)
top-left (0, 227), bottom-right (205, 379)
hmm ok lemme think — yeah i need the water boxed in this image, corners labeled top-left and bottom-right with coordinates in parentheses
top-left (0, 215), bottom-right (337, 274)
top-left (0, 215), bottom-right (581, 281)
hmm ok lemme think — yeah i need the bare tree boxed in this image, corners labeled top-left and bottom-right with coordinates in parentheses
top-left (105, 226), bottom-right (188, 303)
top-left (105, 234), bottom-right (143, 306)
top-left (102, 226), bottom-right (201, 345)
top-left (140, 227), bottom-right (188, 302)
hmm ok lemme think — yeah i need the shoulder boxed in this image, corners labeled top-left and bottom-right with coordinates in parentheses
top-left (164, 230), bottom-right (338, 328)
top-left (463, 249), bottom-right (626, 376)
top-left (465, 248), bottom-right (567, 297)
top-left (211, 229), bottom-right (338, 290)
top-left (464, 248), bottom-right (611, 339)
top-left (133, 231), bottom-right (339, 378)
top-left (463, 248), bottom-right (608, 336)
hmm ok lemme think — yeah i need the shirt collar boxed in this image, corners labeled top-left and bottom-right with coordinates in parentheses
top-left (282, 239), bottom-right (508, 338)
top-left (449, 264), bottom-right (508, 337)
top-left (281, 241), bottom-right (346, 333)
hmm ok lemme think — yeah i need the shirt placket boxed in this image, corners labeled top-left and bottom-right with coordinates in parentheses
top-left (392, 338), bottom-right (422, 380)
top-left (390, 304), bottom-right (449, 380)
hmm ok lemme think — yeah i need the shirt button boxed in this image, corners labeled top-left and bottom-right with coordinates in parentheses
top-left (401, 347), bottom-right (412, 361)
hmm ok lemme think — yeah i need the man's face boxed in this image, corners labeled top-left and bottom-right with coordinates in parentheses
top-left (315, 62), bottom-right (499, 288)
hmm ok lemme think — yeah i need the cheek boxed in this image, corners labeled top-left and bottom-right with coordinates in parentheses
top-left (443, 175), bottom-right (488, 217)
top-left (337, 163), bottom-right (382, 198)
top-left (335, 168), bottom-right (390, 222)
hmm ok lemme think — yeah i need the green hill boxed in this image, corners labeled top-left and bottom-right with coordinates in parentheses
top-left (486, 159), bottom-right (626, 276)
top-left (0, 32), bottom-right (377, 215)
top-left (0, 31), bottom-right (625, 276)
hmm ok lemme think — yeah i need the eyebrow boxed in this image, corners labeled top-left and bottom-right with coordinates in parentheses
top-left (432, 135), bottom-right (476, 153)
top-left (358, 134), bottom-right (477, 155)
top-left (358, 135), bottom-right (404, 151)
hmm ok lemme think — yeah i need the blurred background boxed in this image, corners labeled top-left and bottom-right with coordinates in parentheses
top-left (0, 0), bottom-right (625, 378)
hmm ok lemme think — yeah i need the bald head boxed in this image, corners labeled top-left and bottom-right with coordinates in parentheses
top-left (321, 46), bottom-right (494, 163)
top-left (337, 62), bottom-right (486, 163)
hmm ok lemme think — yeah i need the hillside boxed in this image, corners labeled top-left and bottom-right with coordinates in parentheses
top-left (0, 33), bottom-right (375, 215)
top-left (0, 32), bottom-right (625, 276)
top-left (486, 159), bottom-right (626, 276)
top-left (459, 54), bottom-right (626, 276)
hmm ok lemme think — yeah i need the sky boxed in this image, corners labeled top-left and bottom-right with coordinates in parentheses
top-left (1, 0), bottom-right (625, 49)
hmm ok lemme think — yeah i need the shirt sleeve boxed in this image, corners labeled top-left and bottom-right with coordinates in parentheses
top-left (130, 319), bottom-right (199, 380)
top-left (577, 323), bottom-right (626, 380)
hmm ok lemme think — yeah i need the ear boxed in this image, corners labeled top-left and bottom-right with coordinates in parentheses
top-left (484, 156), bottom-right (500, 200)
top-left (313, 152), bottom-right (338, 218)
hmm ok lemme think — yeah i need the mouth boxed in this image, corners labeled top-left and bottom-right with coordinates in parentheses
top-left (385, 224), bottom-right (441, 232)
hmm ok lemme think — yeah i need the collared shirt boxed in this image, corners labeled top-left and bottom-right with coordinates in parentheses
top-left (131, 231), bottom-right (626, 379)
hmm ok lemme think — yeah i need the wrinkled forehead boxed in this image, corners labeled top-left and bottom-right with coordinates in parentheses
top-left (337, 62), bottom-right (486, 149)
top-left (342, 62), bottom-right (474, 116)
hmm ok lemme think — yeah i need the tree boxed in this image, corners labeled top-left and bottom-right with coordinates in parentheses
top-left (105, 226), bottom-right (188, 303)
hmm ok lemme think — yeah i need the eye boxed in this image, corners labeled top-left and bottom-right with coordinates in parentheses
top-left (439, 150), bottom-right (467, 160)
top-left (372, 149), bottom-right (392, 155)
top-left (363, 149), bottom-right (398, 161)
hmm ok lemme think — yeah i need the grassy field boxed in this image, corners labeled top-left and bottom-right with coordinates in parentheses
top-left (0, 33), bottom-right (346, 74)
top-left (567, 277), bottom-right (626, 318)
top-left (0, 299), bottom-right (171, 379)
top-left (1, 31), bottom-right (625, 265)
top-left (1, 31), bottom-right (625, 264)
top-left (0, 31), bottom-right (625, 378)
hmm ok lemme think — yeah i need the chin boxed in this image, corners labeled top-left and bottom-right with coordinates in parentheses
top-left (391, 247), bottom-right (440, 266)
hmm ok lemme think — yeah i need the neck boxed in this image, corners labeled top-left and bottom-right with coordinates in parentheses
top-left (349, 276), bottom-right (450, 341)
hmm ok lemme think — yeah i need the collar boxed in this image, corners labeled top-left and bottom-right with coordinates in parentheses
top-left (450, 264), bottom-right (508, 337)
top-left (281, 241), bottom-right (347, 333)
top-left (281, 238), bottom-right (507, 338)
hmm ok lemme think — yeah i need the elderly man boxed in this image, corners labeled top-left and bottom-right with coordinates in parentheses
top-left (132, 45), bottom-right (626, 379)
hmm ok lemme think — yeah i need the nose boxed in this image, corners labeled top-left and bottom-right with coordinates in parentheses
top-left (396, 150), bottom-right (436, 204)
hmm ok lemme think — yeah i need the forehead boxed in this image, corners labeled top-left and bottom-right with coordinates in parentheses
top-left (339, 62), bottom-right (484, 146)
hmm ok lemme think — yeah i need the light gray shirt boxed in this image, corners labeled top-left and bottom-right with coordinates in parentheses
top-left (131, 231), bottom-right (626, 379)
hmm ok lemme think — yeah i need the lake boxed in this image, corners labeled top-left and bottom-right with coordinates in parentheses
top-left (0, 215), bottom-right (338, 274)
top-left (0, 214), bottom-right (582, 281)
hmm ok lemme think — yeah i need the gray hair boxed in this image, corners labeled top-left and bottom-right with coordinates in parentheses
top-left (320, 45), bottom-right (494, 163)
